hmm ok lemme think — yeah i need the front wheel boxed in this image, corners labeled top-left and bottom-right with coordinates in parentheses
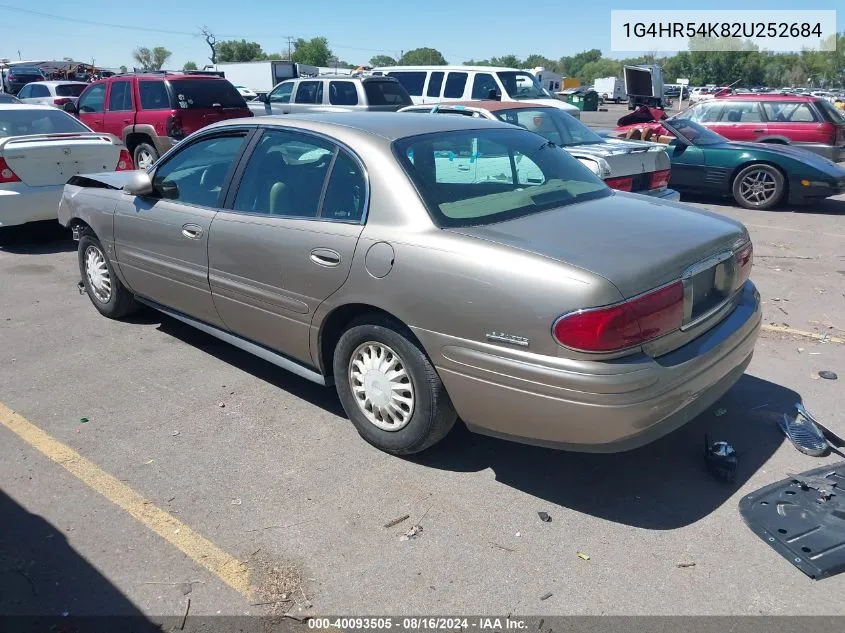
top-left (333, 317), bottom-right (457, 455)
top-left (78, 229), bottom-right (139, 319)
top-left (732, 164), bottom-right (785, 210)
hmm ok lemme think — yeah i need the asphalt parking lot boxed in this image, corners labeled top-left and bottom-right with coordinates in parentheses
top-left (2, 106), bottom-right (845, 621)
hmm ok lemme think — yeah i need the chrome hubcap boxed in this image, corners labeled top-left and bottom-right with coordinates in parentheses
top-left (84, 245), bottom-right (111, 303)
top-left (739, 169), bottom-right (777, 205)
top-left (137, 150), bottom-right (154, 170)
top-left (349, 342), bottom-right (415, 431)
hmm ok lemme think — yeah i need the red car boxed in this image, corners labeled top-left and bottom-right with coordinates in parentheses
top-left (619, 95), bottom-right (845, 163)
top-left (69, 72), bottom-right (252, 169)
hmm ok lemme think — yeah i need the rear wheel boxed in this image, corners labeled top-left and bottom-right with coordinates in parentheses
top-left (133, 142), bottom-right (159, 171)
top-left (333, 316), bottom-right (457, 455)
top-left (732, 164), bottom-right (785, 210)
top-left (78, 229), bottom-right (139, 319)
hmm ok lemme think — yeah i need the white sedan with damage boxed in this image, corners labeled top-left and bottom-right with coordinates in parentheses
top-left (0, 104), bottom-right (133, 230)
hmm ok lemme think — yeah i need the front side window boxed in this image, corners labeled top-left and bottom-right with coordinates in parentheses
top-left (30, 84), bottom-right (50, 97)
top-left (443, 72), bottom-right (467, 99)
top-left (78, 83), bottom-right (106, 113)
top-left (394, 128), bottom-right (608, 228)
top-left (686, 101), bottom-right (725, 123)
top-left (107, 81), bottom-right (132, 111)
top-left (269, 82), bottom-right (294, 104)
top-left (720, 102), bottom-right (762, 122)
top-left (762, 101), bottom-right (818, 122)
top-left (16, 84), bottom-right (31, 98)
top-left (387, 71), bottom-right (426, 97)
top-left (151, 134), bottom-right (246, 207)
top-left (295, 81), bottom-right (323, 104)
top-left (329, 81), bottom-right (358, 106)
top-left (139, 81), bottom-right (170, 110)
top-left (471, 73), bottom-right (498, 99)
top-left (496, 72), bottom-right (549, 100)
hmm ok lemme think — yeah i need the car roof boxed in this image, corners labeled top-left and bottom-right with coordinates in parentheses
top-left (373, 65), bottom-right (524, 73)
top-left (417, 100), bottom-right (554, 112)
top-left (716, 94), bottom-right (816, 102)
top-left (0, 103), bottom-right (59, 111)
top-left (25, 81), bottom-right (87, 86)
top-left (209, 111), bottom-right (513, 141)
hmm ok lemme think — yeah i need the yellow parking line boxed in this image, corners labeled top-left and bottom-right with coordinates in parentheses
top-left (0, 402), bottom-right (252, 600)
top-left (761, 323), bottom-right (845, 344)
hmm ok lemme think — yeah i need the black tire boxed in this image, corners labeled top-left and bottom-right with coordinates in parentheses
top-left (731, 163), bottom-right (786, 210)
top-left (133, 142), bottom-right (159, 171)
top-left (333, 316), bottom-right (457, 455)
top-left (78, 228), bottom-right (139, 319)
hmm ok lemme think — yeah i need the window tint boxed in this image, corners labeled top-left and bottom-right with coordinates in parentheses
top-left (107, 81), bottom-right (132, 111)
top-left (56, 84), bottom-right (86, 97)
top-left (321, 150), bottom-right (367, 222)
top-left (363, 80), bottom-right (412, 106)
top-left (269, 82), bottom-right (294, 103)
top-left (151, 134), bottom-right (246, 207)
top-left (494, 108), bottom-right (603, 146)
top-left (233, 130), bottom-right (334, 218)
top-left (817, 98), bottom-right (845, 124)
top-left (329, 81), bottom-right (358, 106)
top-left (16, 85), bottom-right (30, 98)
top-left (443, 73), bottom-right (468, 99)
top-left (394, 128), bottom-right (608, 228)
top-left (168, 79), bottom-right (246, 109)
top-left (0, 109), bottom-right (89, 136)
top-left (295, 81), bottom-right (323, 104)
top-left (387, 71), bottom-right (426, 97)
top-left (762, 101), bottom-right (818, 122)
top-left (139, 81), bottom-right (170, 110)
top-left (30, 84), bottom-right (49, 97)
top-left (471, 73), bottom-right (498, 99)
top-left (78, 83), bottom-right (106, 113)
top-left (426, 72), bottom-right (444, 97)
top-left (720, 102), bottom-right (762, 122)
top-left (687, 101), bottom-right (724, 123)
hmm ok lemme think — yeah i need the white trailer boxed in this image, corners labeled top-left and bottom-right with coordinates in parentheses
top-left (527, 67), bottom-right (563, 93)
top-left (212, 61), bottom-right (318, 96)
top-left (623, 64), bottom-right (665, 109)
top-left (593, 76), bottom-right (626, 103)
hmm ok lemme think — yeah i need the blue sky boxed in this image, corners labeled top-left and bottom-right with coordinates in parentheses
top-left (0, 0), bottom-right (841, 69)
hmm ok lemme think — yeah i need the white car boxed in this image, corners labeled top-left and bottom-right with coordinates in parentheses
top-left (0, 104), bottom-right (132, 230)
top-left (235, 85), bottom-right (258, 100)
top-left (15, 81), bottom-right (89, 108)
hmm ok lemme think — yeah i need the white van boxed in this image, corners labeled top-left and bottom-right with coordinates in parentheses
top-left (371, 65), bottom-right (581, 118)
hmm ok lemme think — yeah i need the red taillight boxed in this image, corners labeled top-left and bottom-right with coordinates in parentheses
top-left (733, 241), bottom-right (753, 290)
top-left (649, 169), bottom-right (671, 190)
top-left (115, 149), bottom-right (134, 171)
top-left (0, 157), bottom-right (21, 183)
top-left (166, 113), bottom-right (184, 139)
top-left (553, 281), bottom-right (685, 352)
top-left (606, 176), bottom-right (634, 192)
top-left (53, 98), bottom-right (72, 106)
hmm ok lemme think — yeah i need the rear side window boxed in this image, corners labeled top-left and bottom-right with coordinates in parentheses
top-left (762, 101), bottom-right (818, 122)
top-left (426, 72), bottom-right (444, 97)
top-left (329, 81), bottom-right (358, 106)
top-left (387, 72), bottom-right (425, 97)
top-left (167, 79), bottom-right (246, 109)
top-left (139, 81), bottom-right (171, 110)
top-left (56, 84), bottom-right (86, 97)
top-left (295, 81), bottom-right (323, 104)
top-left (78, 83), bottom-right (106, 113)
top-left (107, 81), bottom-right (132, 111)
top-left (443, 72), bottom-right (467, 98)
top-left (363, 80), bottom-right (412, 106)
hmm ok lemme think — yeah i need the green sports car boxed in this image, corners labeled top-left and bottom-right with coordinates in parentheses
top-left (613, 118), bottom-right (845, 210)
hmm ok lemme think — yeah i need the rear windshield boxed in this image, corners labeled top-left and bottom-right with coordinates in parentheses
top-left (492, 107), bottom-right (603, 146)
top-left (9, 67), bottom-right (42, 76)
top-left (393, 128), bottom-right (609, 228)
top-left (167, 79), bottom-right (247, 109)
top-left (816, 98), bottom-right (845, 124)
top-left (363, 80), bottom-right (412, 106)
top-left (0, 109), bottom-right (89, 136)
top-left (56, 84), bottom-right (86, 97)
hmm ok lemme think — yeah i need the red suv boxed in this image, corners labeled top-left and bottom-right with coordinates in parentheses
top-left (71, 72), bottom-right (252, 169)
top-left (684, 95), bottom-right (845, 162)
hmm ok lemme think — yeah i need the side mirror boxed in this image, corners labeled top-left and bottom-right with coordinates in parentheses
top-left (123, 171), bottom-right (154, 196)
top-left (63, 101), bottom-right (78, 115)
top-left (258, 93), bottom-right (269, 103)
top-left (487, 89), bottom-right (502, 101)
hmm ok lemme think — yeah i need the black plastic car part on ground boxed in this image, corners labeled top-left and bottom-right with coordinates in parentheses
top-left (740, 463), bottom-right (845, 579)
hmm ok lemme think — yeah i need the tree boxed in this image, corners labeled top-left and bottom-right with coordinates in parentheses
top-left (216, 39), bottom-right (267, 63)
top-left (291, 37), bottom-right (332, 66)
top-left (463, 59), bottom-right (493, 66)
top-left (523, 54), bottom-right (556, 70)
top-left (369, 54), bottom-right (396, 67)
top-left (490, 54), bottom-right (523, 68)
top-left (578, 59), bottom-right (622, 82)
top-left (183, 61), bottom-right (198, 71)
top-left (559, 49), bottom-right (602, 76)
top-left (200, 26), bottom-right (217, 66)
top-left (132, 46), bottom-right (171, 71)
top-left (399, 47), bottom-right (447, 65)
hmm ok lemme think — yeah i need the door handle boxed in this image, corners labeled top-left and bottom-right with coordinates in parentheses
top-left (753, 129), bottom-right (764, 133)
top-left (309, 248), bottom-right (341, 267)
top-left (181, 224), bottom-right (203, 239)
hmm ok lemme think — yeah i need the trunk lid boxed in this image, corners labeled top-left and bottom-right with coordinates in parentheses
top-left (449, 191), bottom-right (747, 299)
top-left (567, 140), bottom-right (670, 191)
top-left (1, 134), bottom-right (121, 187)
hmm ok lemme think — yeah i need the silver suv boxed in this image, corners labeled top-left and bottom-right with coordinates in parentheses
top-left (250, 75), bottom-right (413, 116)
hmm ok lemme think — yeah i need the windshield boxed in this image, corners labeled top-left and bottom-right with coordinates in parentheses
top-left (664, 118), bottom-right (727, 146)
top-left (496, 72), bottom-right (550, 100)
top-left (167, 79), bottom-right (247, 109)
top-left (816, 98), bottom-right (845, 124)
top-left (393, 128), bottom-right (609, 228)
top-left (0, 109), bottom-right (89, 137)
top-left (56, 84), bottom-right (86, 97)
top-left (493, 107), bottom-right (604, 146)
